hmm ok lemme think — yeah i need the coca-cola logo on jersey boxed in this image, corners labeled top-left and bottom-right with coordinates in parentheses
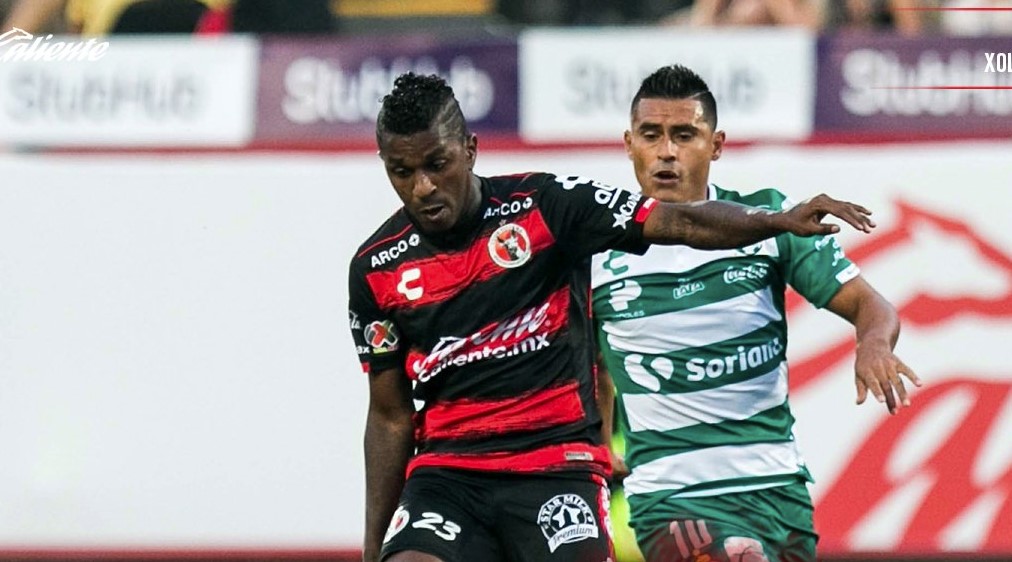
top-left (786, 201), bottom-right (1012, 554)
top-left (406, 289), bottom-right (569, 383)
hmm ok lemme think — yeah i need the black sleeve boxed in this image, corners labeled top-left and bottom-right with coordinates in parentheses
top-left (530, 173), bottom-right (656, 258)
top-left (348, 257), bottom-right (406, 374)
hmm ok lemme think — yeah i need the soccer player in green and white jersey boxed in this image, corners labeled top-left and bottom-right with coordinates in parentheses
top-left (591, 65), bottom-right (922, 562)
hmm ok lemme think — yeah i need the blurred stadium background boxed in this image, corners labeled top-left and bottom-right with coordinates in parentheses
top-left (1, 1), bottom-right (1010, 561)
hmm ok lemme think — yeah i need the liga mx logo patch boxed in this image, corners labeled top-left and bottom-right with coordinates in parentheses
top-left (364, 319), bottom-right (399, 354)
top-left (488, 223), bottom-right (532, 268)
top-left (537, 494), bottom-right (599, 553)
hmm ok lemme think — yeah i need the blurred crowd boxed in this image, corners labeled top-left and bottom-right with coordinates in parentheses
top-left (505, 0), bottom-right (1012, 35)
top-left (2, 0), bottom-right (1010, 37)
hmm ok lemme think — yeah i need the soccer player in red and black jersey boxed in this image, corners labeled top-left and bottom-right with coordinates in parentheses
top-left (348, 72), bottom-right (875, 562)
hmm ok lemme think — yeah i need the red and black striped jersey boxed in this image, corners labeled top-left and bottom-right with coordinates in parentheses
top-left (348, 172), bottom-right (657, 477)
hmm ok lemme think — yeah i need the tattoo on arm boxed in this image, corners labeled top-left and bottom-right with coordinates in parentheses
top-left (644, 200), bottom-right (780, 249)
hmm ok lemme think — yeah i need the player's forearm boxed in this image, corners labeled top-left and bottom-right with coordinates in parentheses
top-left (644, 200), bottom-right (782, 249)
top-left (362, 410), bottom-right (414, 562)
top-left (828, 278), bottom-right (901, 352)
top-left (852, 291), bottom-right (900, 352)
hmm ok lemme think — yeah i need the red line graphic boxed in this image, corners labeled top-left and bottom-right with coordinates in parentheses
top-left (873, 87), bottom-right (1012, 90)
top-left (896, 6), bottom-right (1012, 10)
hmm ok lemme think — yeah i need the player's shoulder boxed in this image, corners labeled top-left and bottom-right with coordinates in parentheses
top-left (349, 209), bottom-right (414, 271)
top-left (714, 184), bottom-right (791, 212)
top-left (486, 171), bottom-right (557, 195)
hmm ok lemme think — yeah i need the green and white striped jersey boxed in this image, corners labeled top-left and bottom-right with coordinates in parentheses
top-left (591, 185), bottom-right (860, 519)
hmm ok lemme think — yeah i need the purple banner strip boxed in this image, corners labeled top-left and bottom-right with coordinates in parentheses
top-left (256, 35), bottom-right (518, 143)
top-left (815, 34), bottom-right (1012, 135)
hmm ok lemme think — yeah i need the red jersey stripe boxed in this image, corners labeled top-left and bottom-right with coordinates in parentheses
top-left (421, 381), bottom-right (584, 441)
top-left (365, 210), bottom-right (556, 311)
top-left (406, 443), bottom-right (611, 478)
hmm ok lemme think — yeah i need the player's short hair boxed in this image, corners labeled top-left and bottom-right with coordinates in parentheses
top-left (376, 72), bottom-right (469, 142)
top-left (631, 65), bottom-right (718, 130)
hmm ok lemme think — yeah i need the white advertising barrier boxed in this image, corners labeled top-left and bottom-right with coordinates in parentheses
top-left (0, 36), bottom-right (257, 147)
top-left (1, 142), bottom-right (1010, 554)
top-left (0, 153), bottom-right (398, 548)
top-left (518, 28), bottom-right (814, 143)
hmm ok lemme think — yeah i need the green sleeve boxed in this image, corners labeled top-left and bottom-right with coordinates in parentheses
top-left (778, 231), bottom-right (860, 308)
top-left (719, 186), bottom-right (861, 309)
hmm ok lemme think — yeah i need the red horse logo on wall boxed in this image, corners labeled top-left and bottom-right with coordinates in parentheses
top-left (786, 201), bottom-right (1012, 553)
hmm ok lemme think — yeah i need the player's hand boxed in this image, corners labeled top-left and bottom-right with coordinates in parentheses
top-left (609, 451), bottom-right (629, 486)
top-left (779, 194), bottom-right (875, 236)
top-left (854, 340), bottom-right (922, 415)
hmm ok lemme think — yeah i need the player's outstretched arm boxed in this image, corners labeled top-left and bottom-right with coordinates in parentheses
top-left (642, 193), bottom-right (875, 249)
top-left (363, 367), bottom-right (415, 562)
top-left (826, 276), bottom-right (922, 415)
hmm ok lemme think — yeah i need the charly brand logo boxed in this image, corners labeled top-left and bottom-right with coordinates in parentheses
top-left (607, 279), bottom-right (642, 315)
top-left (396, 267), bottom-right (424, 301)
top-left (0, 27), bottom-right (110, 62)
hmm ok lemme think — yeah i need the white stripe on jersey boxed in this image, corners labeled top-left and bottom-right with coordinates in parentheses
top-left (590, 238), bottom-right (780, 290)
top-left (623, 362), bottom-right (788, 433)
top-left (624, 441), bottom-right (805, 496)
top-left (602, 287), bottom-right (782, 354)
top-left (673, 480), bottom-right (794, 499)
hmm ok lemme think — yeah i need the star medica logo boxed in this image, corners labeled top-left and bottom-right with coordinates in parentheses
top-left (0, 27), bottom-right (110, 62)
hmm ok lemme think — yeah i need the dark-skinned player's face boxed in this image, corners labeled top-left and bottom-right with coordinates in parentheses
top-left (378, 124), bottom-right (478, 234)
top-left (624, 97), bottom-right (725, 204)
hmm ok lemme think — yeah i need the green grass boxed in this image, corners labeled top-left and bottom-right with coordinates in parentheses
top-left (612, 486), bottom-right (645, 562)
top-left (609, 431), bottom-right (645, 562)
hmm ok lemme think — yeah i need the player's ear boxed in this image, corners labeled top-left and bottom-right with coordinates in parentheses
top-left (624, 130), bottom-right (634, 161)
top-left (466, 134), bottom-right (478, 169)
top-left (711, 130), bottom-right (725, 162)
